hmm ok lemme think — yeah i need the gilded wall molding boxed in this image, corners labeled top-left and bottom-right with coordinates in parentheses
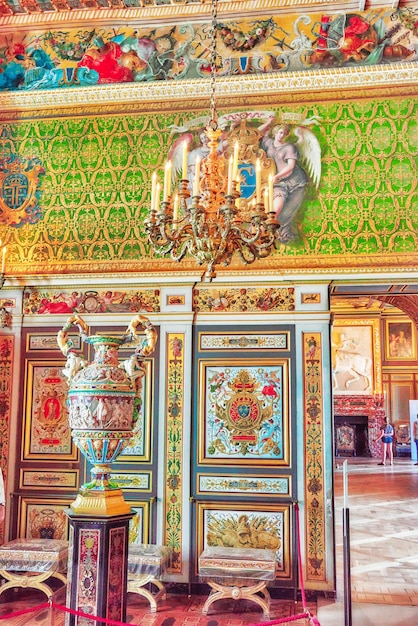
top-left (302, 331), bottom-right (326, 583)
top-left (3, 253), bottom-right (416, 280)
top-left (164, 332), bottom-right (185, 574)
top-left (1, 63), bottom-right (417, 118)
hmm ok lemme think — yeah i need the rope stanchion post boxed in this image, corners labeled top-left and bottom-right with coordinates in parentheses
top-left (342, 460), bottom-right (352, 626)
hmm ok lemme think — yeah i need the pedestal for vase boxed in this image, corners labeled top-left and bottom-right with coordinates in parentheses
top-left (65, 510), bottom-right (134, 626)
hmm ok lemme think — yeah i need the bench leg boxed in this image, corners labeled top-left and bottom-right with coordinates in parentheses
top-left (127, 574), bottom-right (166, 612)
top-left (0, 569), bottom-right (56, 599)
top-left (202, 580), bottom-right (271, 618)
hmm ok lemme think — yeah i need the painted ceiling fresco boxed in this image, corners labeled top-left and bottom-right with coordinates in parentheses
top-left (0, 7), bottom-right (417, 91)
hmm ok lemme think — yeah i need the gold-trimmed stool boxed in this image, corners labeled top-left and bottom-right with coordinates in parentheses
top-left (127, 544), bottom-right (169, 613)
top-left (198, 546), bottom-right (277, 618)
top-left (0, 538), bottom-right (68, 600)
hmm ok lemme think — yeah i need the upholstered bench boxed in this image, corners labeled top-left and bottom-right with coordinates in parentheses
top-left (127, 544), bottom-right (170, 612)
top-left (198, 545), bottom-right (277, 617)
top-left (0, 538), bottom-right (68, 600)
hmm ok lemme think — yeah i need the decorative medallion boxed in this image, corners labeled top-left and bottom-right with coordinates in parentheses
top-left (0, 154), bottom-right (45, 227)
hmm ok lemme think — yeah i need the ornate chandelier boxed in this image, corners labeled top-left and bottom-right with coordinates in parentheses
top-left (145, 0), bottom-right (280, 281)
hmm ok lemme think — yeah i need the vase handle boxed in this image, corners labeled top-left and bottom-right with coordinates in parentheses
top-left (126, 314), bottom-right (157, 357)
top-left (57, 314), bottom-right (89, 356)
top-left (57, 315), bottom-right (89, 382)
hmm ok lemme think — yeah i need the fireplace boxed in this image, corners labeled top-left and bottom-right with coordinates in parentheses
top-left (333, 395), bottom-right (386, 459)
top-left (335, 415), bottom-right (370, 457)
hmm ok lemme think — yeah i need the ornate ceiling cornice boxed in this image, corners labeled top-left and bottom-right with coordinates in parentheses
top-left (1, 62), bottom-right (416, 117)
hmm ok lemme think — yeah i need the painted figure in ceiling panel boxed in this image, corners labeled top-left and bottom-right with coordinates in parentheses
top-left (0, 7), bottom-right (416, 91)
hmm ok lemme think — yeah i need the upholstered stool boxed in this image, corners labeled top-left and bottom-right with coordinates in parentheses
top-left (127, 544), bottom-right (170, 612)
top-left (198, 546), bottom-right (277, 617)
top-left (0, 538), bottom-right (68, 599)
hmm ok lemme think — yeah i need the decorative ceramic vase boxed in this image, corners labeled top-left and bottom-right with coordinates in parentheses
top-left (57, 314), bottom-right (157, 515)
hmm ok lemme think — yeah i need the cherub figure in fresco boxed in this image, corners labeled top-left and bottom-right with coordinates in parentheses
top-left (77, 36), bottom-right (134, 83)
top-left (116, 28), bottom-right (178, 82)
top-left (261, 370), bottom-right (281, 397)
top-left (258, 114), bottom-right (321, 243)
top-left (97, 290), bottom-right (127, 312)
top-left (208, 371), bottom-right (228, 399)
top-left (308, 12), bottom-right (415, 67)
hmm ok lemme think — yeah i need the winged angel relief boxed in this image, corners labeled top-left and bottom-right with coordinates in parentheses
top-left (169, 110), bottom-right (322, 243)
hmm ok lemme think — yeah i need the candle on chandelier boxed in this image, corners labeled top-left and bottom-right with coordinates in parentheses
top-left (163, 160), bottom-right (172, 202)
top-left (151, 172), bottom-right (157, 213)
top-left (235, 180), bottom-right (241, 209)
top-left (264, 187), bottom-right (268, 211)
top-left (1, 246), bottom-right (6, 274)
top-left (227, 156), bottom-right (234, 196)
top-left (193, 156), bottom-right (201, 196)
top-left (155, 182), bottom-right (161, 212)
top-left (256, 159), bottom-right (261, 204)
top-left (173, 193), bottom-right (179, 222)
top-left (182, 141), bottom-right (188, 180)
top-left (268, 173), bottom-right (274, 214)
top-left (232, 141), bottom-right (239, 180)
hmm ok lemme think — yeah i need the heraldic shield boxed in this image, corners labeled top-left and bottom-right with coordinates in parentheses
top-left (0, 154), bottom-right (45, 227)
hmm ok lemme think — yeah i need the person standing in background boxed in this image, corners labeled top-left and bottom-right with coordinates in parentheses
top-left (413, 415), bottom-right (418, 466)
top-left (375, 418), bottom-right (394, 466)
top-left (0, 468), bottom-right (5, 524)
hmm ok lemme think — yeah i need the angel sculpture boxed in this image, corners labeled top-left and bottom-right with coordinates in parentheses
top-left (258, 114), bottom-right (321, 243)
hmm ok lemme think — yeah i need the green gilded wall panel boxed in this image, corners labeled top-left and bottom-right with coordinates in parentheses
top-left (0, 97), bottom-right (416, 276)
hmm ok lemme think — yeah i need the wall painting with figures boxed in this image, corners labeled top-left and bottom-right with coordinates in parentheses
top-left (384, 318), bottom-right (417, 362)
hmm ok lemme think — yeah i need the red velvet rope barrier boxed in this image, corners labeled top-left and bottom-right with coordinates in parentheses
top-left (53, 602), bottom-right (134, 625)
top-left (0, 602), bottom-right (50, 619)
top-left (0, 600), bottom-right (133, 625)
top-left (251, 612), bottom-right (316, 626)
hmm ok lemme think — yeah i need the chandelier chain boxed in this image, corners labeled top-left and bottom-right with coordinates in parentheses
top-left (145, 0), bottom-right (280, 282)
top-left (209, 0), bottom-right (218, 130)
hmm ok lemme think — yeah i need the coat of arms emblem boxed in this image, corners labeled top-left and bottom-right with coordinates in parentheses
top-left (0, 154), bottom-right (45, 227)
